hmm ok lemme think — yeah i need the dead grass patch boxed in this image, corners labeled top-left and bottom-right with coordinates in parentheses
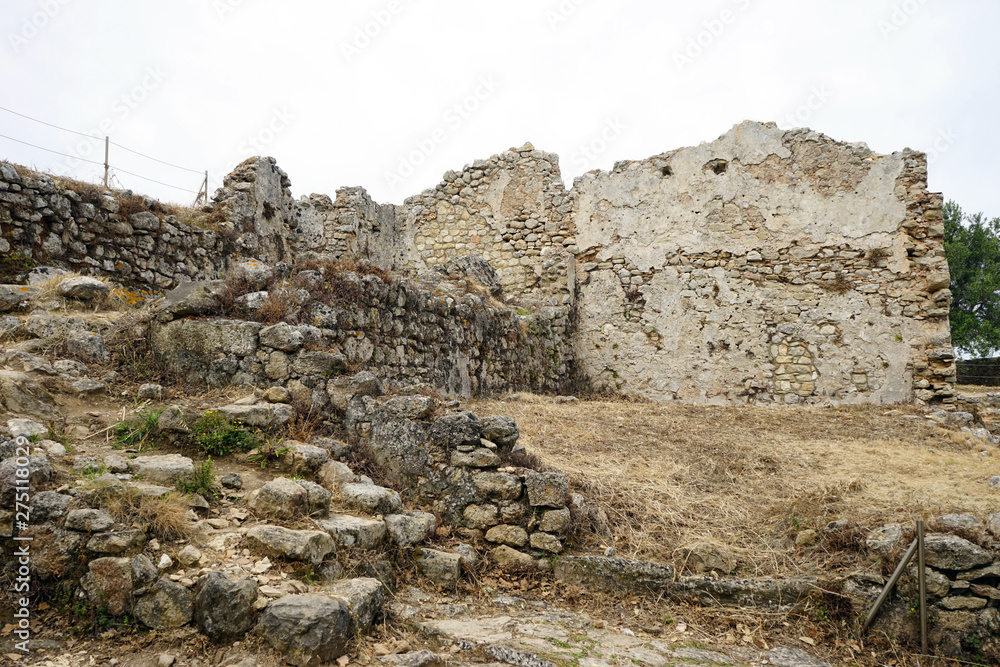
top-left (103, 487), bottom-right (191, 542)
top-left (470, 397), bottom-right (996, 577)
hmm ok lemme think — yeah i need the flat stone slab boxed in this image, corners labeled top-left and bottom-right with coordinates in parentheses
top-left (554, 556), bottom-right (674, 594)
top-left (130, 454), bottom-right (194, 484)
top-left (316, 515), bottom-right (387, 549)
top-left (245, 525), bottom-right (336, 565)
top-left (671, 575), bottom-right (818, 609)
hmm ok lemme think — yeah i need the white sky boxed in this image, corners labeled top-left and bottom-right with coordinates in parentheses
top-left (1, 0), bottom-right (997, 218)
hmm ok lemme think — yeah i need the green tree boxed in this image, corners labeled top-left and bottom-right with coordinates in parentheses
top-left (943, 200), bottom-right (1000, 356)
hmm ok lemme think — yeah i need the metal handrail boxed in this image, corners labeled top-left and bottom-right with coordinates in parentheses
top-left (862, 519), bottom-right (928, 654)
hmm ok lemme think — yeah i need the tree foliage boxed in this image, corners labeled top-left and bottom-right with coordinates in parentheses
top-left (943, 200), bottom-right (1000, 356)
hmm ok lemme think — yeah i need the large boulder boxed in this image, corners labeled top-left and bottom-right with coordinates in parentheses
top-left (325, 578), bottom-right (385, 633)
top-left (257, 595), bottom-right (353, 667)
top-left (79, 557), bottom-right (132, 616)
top-left (63, 332), bottom-right (111, 363)
top-left (413, 549), bottom-right (463, 587)
top-left (251, 477), bottom-right (308, 519)
top-left (0, 457), bottom-right (51, 506)
top-left (924, 534), bottom-right (993, 570)
top-left (65, 509), bottom-right (114, 533)
top-left (245, 525), bottom-right (336, 565)
top-left (339, 483), bottom-right (401, 515)
top-left (130, 454), bottom-right (194, 485)
top-left (194, 571), bottom-right (258, 643)
top-left (57, 276), bottom-right (111, 301)
top-left (316, 515), bottom-right (387, 549)
top-left (153, 280), bottom-right (225, 322)
top-left (134, 579), bottom-right (194, 630)
top-left (0, 370), bottom-right (57, 417)
top-left (385, 512), bottom-right (436, 547)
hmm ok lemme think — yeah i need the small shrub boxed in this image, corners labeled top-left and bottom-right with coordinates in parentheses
top-left (248, 286), bottom-right (298, 325)
top-left (821, 274), bottom-right (853, 294)
top-left (247, 437), bottom-right (290, 469)
top-left (218, 268), bottom-right (255, 317)
top-left (192, 411), bottom-right (260, 456)
top-left (113, 408), bottom-right (161, 450)
top-left (117, 194), bottom-right (154, 218)
top-left (106, 314), bottom-right (169, 383)
top-left (177, 458), bottom-right (218, 498)
top-left (0, 251), bottom-right (35, 283)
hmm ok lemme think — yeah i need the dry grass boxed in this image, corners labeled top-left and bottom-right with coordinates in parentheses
top-left (471, 395), bottom-right (998, 577)
top-left (103, 487), bottom-right (191, 541)
top-left (29, 272), bottom-right (126, 312)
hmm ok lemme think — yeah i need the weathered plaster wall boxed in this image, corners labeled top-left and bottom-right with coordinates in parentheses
top-left (570, 123), bottom-right (953, 404)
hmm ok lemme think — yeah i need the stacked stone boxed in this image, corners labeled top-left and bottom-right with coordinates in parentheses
top-left (868, 519), bottom-right (1000, 648)
top-left (345, 398), bottom-right (572, 555)
top-left (152, 268), bottom-right (575, 398)
top-left (0, 162), bottom-right (231, 288)
top-left (403, 143), bottom-right (576, 305)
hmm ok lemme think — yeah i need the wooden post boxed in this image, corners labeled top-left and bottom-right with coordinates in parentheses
top-left (103, 136), bottom-right (109, 187)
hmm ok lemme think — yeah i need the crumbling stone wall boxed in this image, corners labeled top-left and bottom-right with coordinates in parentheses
top-left (0, 121), bottom-right (955, 405)
top-left (309, 145), bottom-right (577, 308)
top-left (151, 275), bottom-right (574, 400)
top-left (0, 163), bottom-right (232, 288)
top-left (569, 123), bottom-right (953, 405)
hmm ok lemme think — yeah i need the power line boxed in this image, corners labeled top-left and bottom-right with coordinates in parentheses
top-left (109, 166), bottom-right (199, 194)
top-left (0, 133), bottom-right (199, 194)
top-left (0, 132), bottom-right (106, 167)
top-left (0, 104), bottom-right (202, 173)
top-left (110, 140), bottom-right (203, 174)
top-left (0, 104), bottom-right (102, 140)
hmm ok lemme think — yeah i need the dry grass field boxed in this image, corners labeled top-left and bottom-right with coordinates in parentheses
top-left (471, 395), bottom-right (999, 578)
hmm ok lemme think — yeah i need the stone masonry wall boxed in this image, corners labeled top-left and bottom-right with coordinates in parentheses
top-left (570, 123), bottom-right (953, 405)
top-left (151, 273), bottom-right (574, 400)
top-left (0, 162), bottom-right (232, 288)
top-left (0, 121), bottom-right (955, 405)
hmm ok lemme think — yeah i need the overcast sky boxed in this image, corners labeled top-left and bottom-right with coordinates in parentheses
top-left (1, 0), bottom-right (997, 219)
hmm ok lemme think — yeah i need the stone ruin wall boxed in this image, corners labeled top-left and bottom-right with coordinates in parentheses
top-left (570, 123), bottom-right (954, 405)
top-left (0, 121), bottom-right (955, 405)
top-left (316, 121), bottom-right (953, 405)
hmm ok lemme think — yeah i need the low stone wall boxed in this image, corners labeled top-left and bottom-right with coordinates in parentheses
top-left (150, 268), bottom-right (575, 400)
top-left (0, 162), bottom-right (233, 288)
top-left (345, 395), bottom-right (575, 553)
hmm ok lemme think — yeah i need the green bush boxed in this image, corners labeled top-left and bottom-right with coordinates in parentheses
top-left (177, 458), bottom-right (218, 498)
top-left (192, 411), bottom-right (259, 456)
top-left (113, 408), bottom-right (161, 450)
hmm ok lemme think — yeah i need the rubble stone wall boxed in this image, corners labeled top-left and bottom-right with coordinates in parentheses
top-left (151, 276), bottom-right (574, 400)
top-left (1, 121), bottom-right (955, 404)
top-left (570, 123), bottom-right (954, 405)
top-left (0, 163), bottom-right (233, 289)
